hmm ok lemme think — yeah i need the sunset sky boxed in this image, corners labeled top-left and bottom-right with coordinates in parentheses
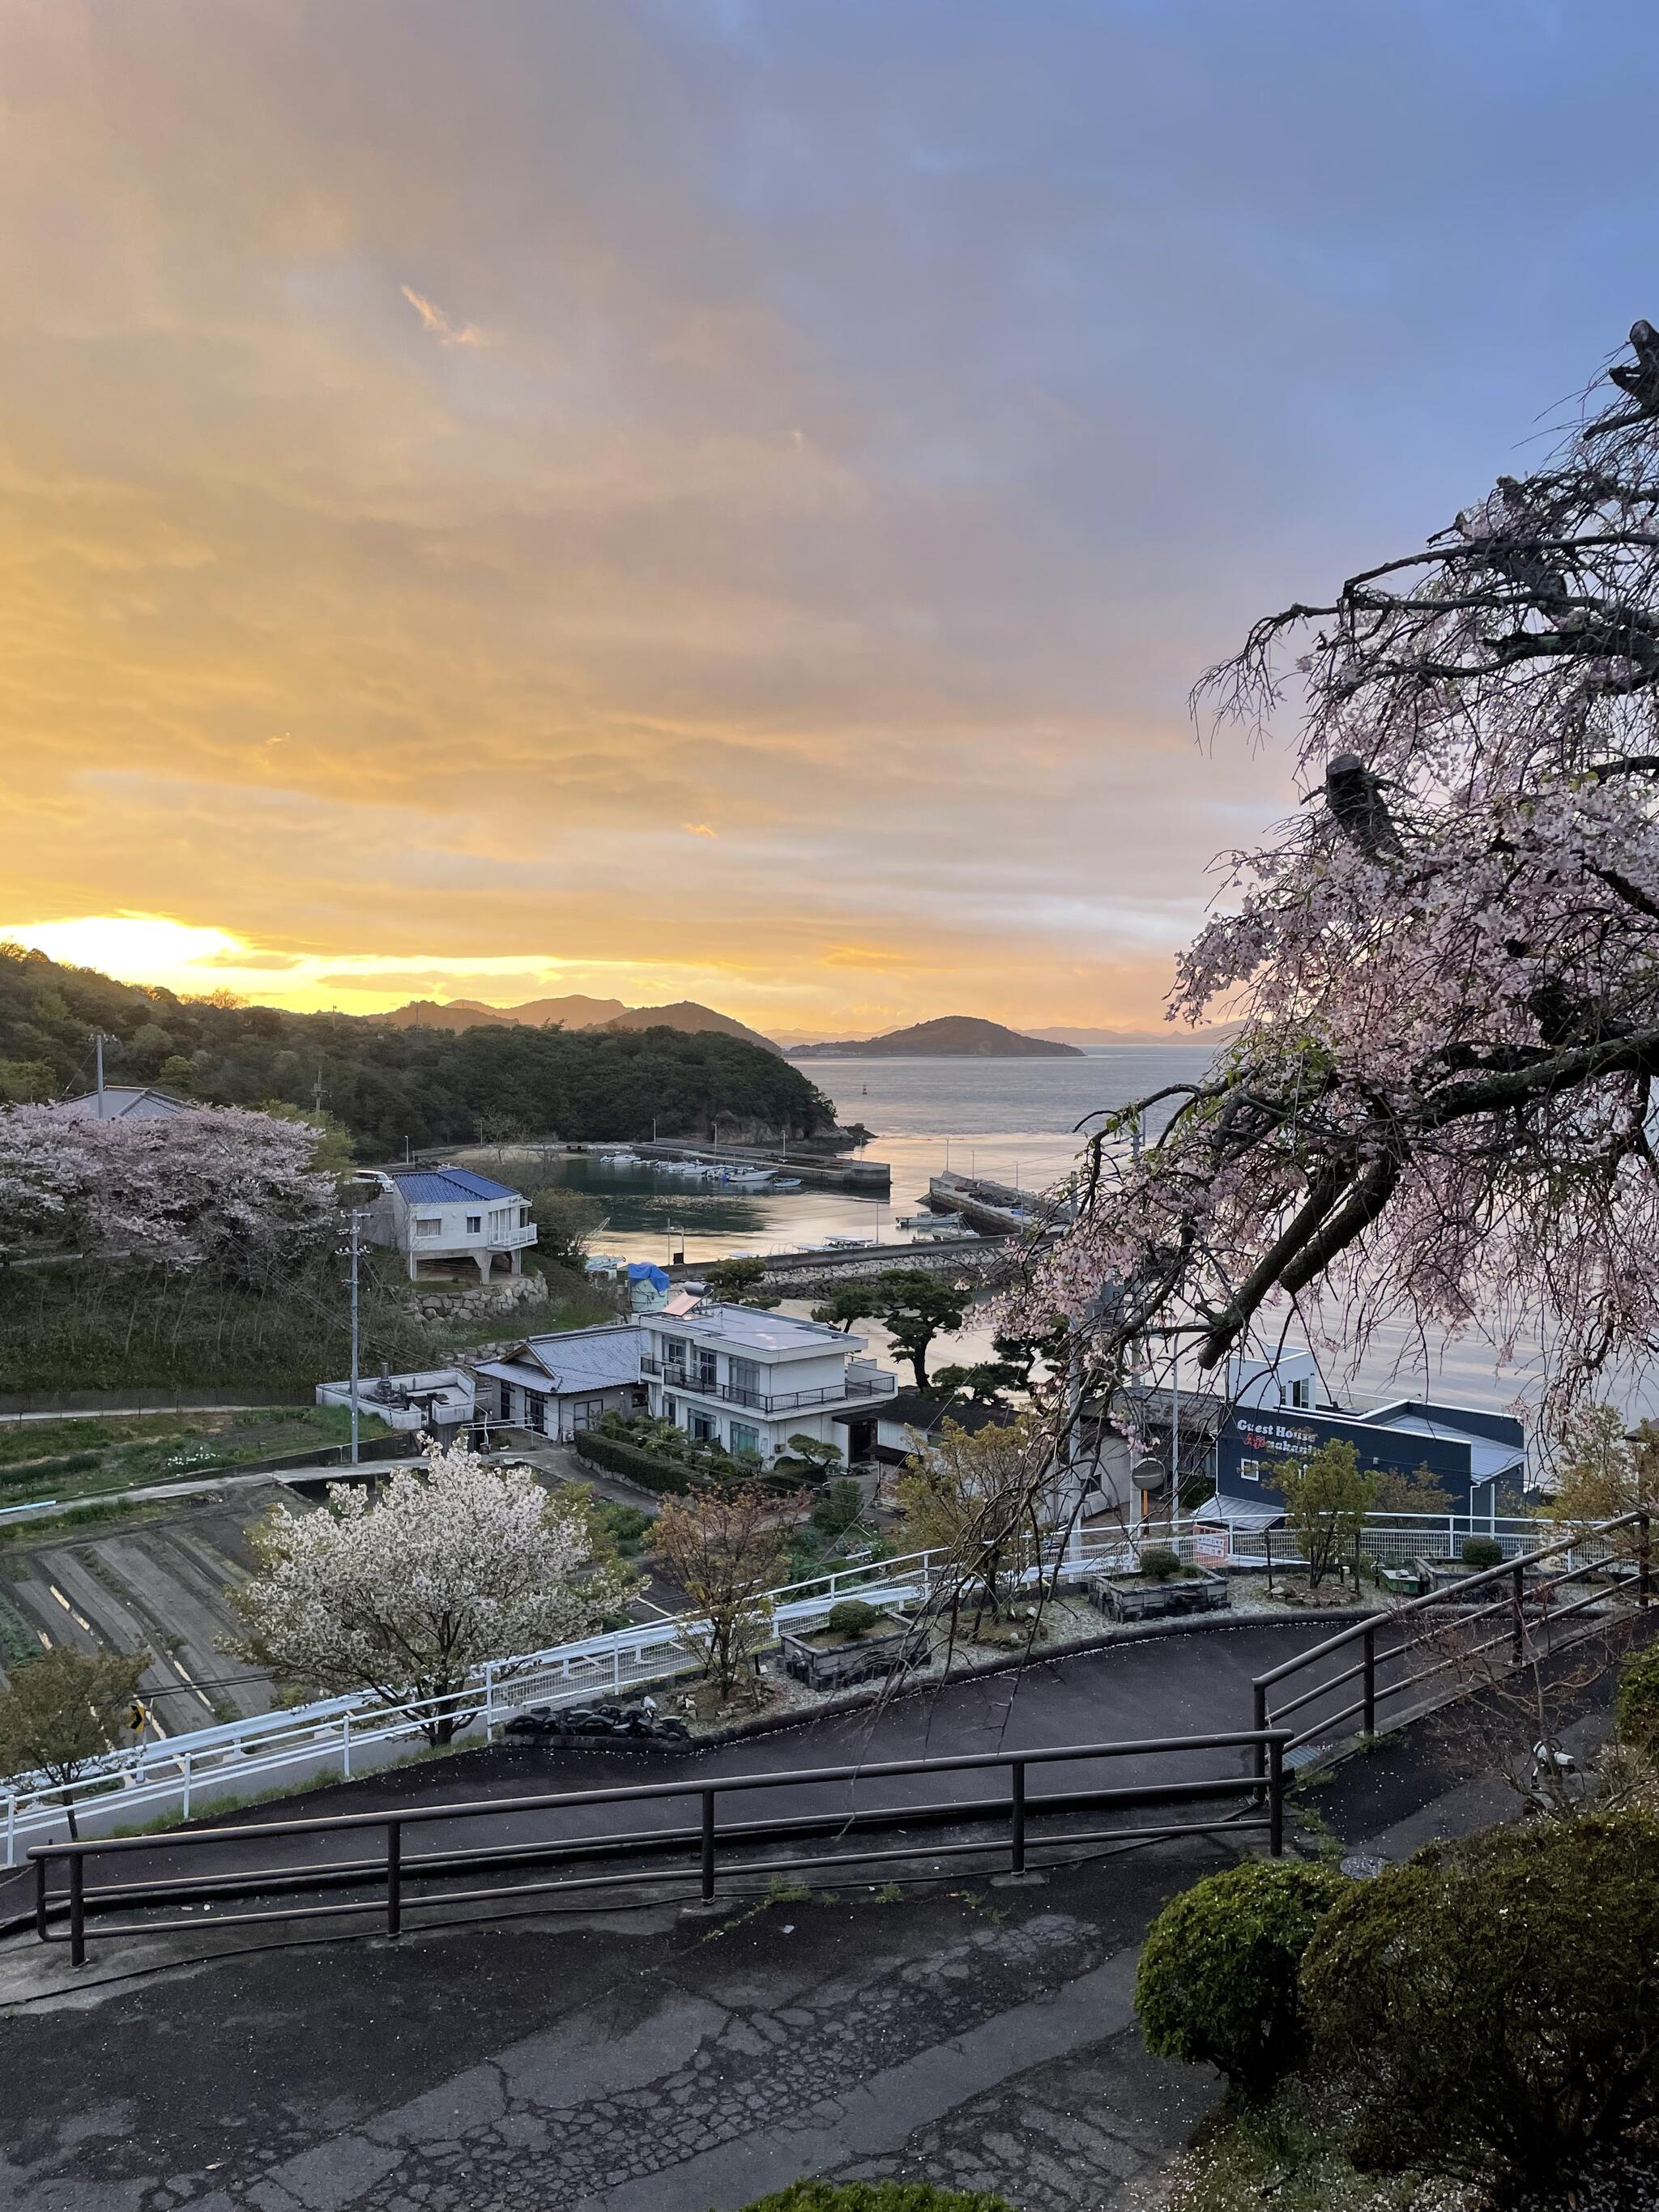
top-left (7, 2), bottom-right (1659, 1038)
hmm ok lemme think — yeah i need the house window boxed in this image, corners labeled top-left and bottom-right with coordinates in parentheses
top-left (696, 1350), bottom-right (718, 1391)
top-left (498, 1380), bottom-right (513, 1421)
top-left (663, 1396), bottom-right (677, 1422)
top-left (415, 1218), bottom-right (442, 1238)
top-left (466, 1214), bottom-right (483, 1234)
top-left (729, 1357), bottom-right (761, 1404)
top-left (1239, 1458), bottom-right (1262, 1483)
top-left (524, 1392), bottom-right (545, 1434)
top-left (689, 1411), bottom-right (717, 1443)
top-left (663, 1336), bottom-right (689, 1371)
top-left (1283, 1379), bottom-right (1311, 1409)
top-left (573, 1399), bottom-right (601, 1431)
top-left (729, 1421), bottom-right (761, 1459)
top-left (519, 1206), bottom-right (531, 1228)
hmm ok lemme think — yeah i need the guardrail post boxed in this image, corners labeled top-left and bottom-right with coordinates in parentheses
top-left (1268, 1736), bottom-right (1285, 1857)
top-left (1511, 1566), bottom-right (1525, 1667)
top-left (700, 1788), bottom-right (716, 1904)
top-left (1362, 1623), bottom-right (1377, 1737)
top-left (1252, 1681), bottom-right (1269, 1794)
top-left (1640, 1512), bottom-right (1653, 1609)
top-left (3, 1791), bottom-right (13, 1872)
top-left (341, 1711), bottom-right (352, 1781)
top-left (1009, 1760), bottom-right (1026, 1875)
top-left (35, 1854), bottom-right (48, 1941)
top-left (69, 1852), bottom-right (86, 1968)
top-left (181, 1749), bottom-right (192, 1821)
top-left (386, 1820), bottom-right (402, 1938)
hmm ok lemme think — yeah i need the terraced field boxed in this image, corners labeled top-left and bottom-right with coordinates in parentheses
top-left (0, 1484), bottom-right (309, 1734)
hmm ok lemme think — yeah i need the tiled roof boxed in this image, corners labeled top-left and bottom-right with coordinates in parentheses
top-left (386, 1167), bottom-right (521, 1203)
top-left (478, 1324), bottom-right (642, 1394)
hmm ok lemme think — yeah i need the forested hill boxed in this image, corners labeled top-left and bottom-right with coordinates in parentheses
top-left (0, 948), bottom-right (837, 1156)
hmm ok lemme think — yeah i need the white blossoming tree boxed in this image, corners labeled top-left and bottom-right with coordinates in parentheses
top-left (230, 1437), bottom-right (634, 1741)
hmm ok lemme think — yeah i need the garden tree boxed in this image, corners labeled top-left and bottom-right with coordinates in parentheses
top-left (1367, 1460), bottom-right (1454, 1516)
top-left (702, 1255), bottom-right (782, 1309)
top-left (898, 1412), bottom-right (1051, 1633)
top-left (1009, 319), bottom-right (1659, 1432)
top-left (650, 1482), bottom-right (801, 1702)
top-left (253, 1100), bottom-right (356, 1179)
top-left (931, 1359), bottom-right (1021, 1406)
top-left (810, 1284), bottom-right (882, 1332)
top-left (1303, 1812), bottom-right (1659, 2185)
top-left (230, 1435), bottom-right (633, 1743)
top-left (1546, 1401), bottom-right (1659, 1549)
top-left (874, 1270), bottom-right (966, 1389)
top-left (810, 1477), bottom-right (866, 1541)
top-left (0, 1102), bottom-right (336, 1282)
top-left (526, 1185), bottom-right (607, 1272)
top-left (0, 1647), bottom-right (150, 1839)
top-left (1134, 1860), bottom-right (1351, 2095)
top-left (773, 1432), bottom-right (843, 1481)
top-left (1274, 1438), bottom-right (1374, 1588)
top-left (1614, 1643), bottom-right (1659, 1762)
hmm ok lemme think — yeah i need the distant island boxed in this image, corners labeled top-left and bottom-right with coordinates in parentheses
top-left (381, 994), bottom-right (783, 1057)
top-left (789, 1016), bottom-right (1084, 1059)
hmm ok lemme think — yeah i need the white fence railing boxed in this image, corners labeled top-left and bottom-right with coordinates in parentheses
top-left (0, 1507), bottom-right (1601, 1867)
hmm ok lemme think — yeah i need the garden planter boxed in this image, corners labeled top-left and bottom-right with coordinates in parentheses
top-left (1088, 1571), bottom-right (1229, 1622)
top-left (778, 1610), bottom-right (929, 1689)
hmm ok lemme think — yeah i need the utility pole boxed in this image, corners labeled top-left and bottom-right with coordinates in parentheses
top-left (93, 1032), bottom-right (109, 1119)
top-left (348, 1210), bottom-right (365, 1467)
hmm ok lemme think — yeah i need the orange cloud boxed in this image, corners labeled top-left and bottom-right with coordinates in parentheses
top-left (399, 285), bottom-right (485, 347)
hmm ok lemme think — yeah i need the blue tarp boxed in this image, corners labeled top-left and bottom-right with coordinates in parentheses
top-left (626, 1262), bottom-right (671, 1292)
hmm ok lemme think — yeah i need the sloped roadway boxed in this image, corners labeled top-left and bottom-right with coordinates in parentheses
top-left (0, 1620), bottom-right (1371, 2212)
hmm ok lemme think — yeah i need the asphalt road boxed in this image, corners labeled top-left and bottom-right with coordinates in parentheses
top-left (12, 1619), bottom-right (1346, 1939)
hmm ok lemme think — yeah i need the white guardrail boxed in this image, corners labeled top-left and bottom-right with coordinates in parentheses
top-left (0, 1508), bottom-right (1577, 1865)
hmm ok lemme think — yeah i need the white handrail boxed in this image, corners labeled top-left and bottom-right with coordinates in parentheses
top-left (0, 1504), bottom-right (1584, 1864)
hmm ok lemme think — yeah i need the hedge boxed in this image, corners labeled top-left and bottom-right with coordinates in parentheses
top-left (1135, 1860), bottom-right (1351, 2094)
top-left (572, 1428), bottom-right (697, 1496)
top-left (1302, 1811), bottom-right (1659, 2184)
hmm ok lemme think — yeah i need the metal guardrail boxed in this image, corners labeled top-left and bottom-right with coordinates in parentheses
top-left (0, 1507), bottom-right (1616, 1865)
top-left (28, 1728), bottom-right (1292, 1966)
top-left (1248, 1510), bottom-right (1653, 1775)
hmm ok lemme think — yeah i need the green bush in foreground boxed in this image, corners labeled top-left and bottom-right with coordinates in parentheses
top-left (825, 1600), bottom-right (883, 1641)
top-left (1459, 1535), bottom-right (1503, 1571)
top-left (1301, 1812), bottom-right (1659, 2186)
top-left (1139, 1545), bottom-right (1181, 1581)
top-left (1614, 1643), bottom-right (1659, 1761)
top-left (1135, 1860), bottom-right (1351, 2095)
top-left (734, 2184), bottom-right (1013, 2212)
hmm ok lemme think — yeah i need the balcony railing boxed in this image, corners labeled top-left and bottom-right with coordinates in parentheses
top-left (639, 1355), bottom-right (896, 1416)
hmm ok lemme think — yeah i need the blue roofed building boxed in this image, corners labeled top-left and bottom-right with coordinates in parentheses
top-left (362, 1165), bottom-right (538, 1284)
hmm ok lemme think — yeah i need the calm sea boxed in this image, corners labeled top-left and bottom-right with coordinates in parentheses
top-left (532, 1046), bottom-right (1582, 1418)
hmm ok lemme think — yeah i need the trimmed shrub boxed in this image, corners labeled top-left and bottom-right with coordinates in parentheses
top-left (1301, 1812), bottom-right (1659, 2184)
top-left (1135, 1860), bottom-right (1351, 2095)
top-left (736, 2184), bottom-right (1013, 2212)
top-left (572, 1428), bottom-right (696, 1496)
top-left (1459, 1535), bottom-right (1503, 1571)
top-left (1614, 1643), bottom-right (1659, 1761)
top-left (825, 1599), bottom-right (883, 1641)
top-left (1139, 1545), bottom-right (1182, 1582)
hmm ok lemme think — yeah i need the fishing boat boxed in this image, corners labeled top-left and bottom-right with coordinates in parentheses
top-left (766, 1176), bottom-right (803, 1191)
top-left (715, 1167), bottom-right (775, 1190)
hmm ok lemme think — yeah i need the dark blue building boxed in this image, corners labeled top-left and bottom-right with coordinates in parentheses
top-left (1214, 1396), bottom-right (1527, 1522)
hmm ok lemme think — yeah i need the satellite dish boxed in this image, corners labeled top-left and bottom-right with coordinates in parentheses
top-left (1132, 1454), bottom-right (1169, 1494)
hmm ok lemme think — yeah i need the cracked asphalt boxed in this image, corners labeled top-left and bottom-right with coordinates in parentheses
top-left (0, 1844), bottom-right (1226, 2212)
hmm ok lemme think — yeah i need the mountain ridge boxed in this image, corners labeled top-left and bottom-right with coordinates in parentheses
top-left (375, 994), bottom-right (780, 1055)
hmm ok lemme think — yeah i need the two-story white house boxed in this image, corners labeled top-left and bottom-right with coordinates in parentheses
top-left (362, 1166), bottom-right (537, 1285)
top-left (638, 1304), bottom-right (898, 1465)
